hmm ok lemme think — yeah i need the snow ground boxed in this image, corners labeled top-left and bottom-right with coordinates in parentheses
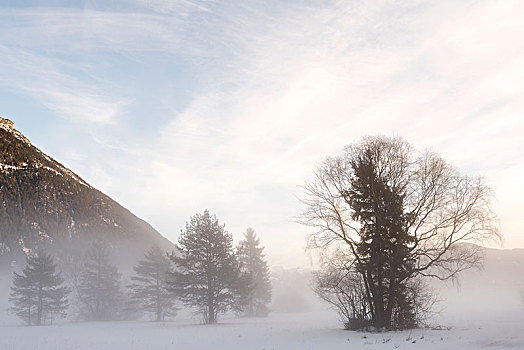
top-left (2, 254), bottom-right (524, 350)
top-left (0, 309), bottom-right (523, 350)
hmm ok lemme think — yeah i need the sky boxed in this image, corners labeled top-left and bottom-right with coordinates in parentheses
top-left (0, 0), bottom-right (523, 268)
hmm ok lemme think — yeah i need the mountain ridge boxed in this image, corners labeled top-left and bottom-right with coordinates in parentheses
top-left (0, 117), bottom-right (174, 262)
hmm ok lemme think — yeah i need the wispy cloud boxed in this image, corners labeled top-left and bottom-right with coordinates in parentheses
top-left (0, 44), bottom-right (128, 124)
top-left (1, 0), bottom-right (523, 266)
top-left (145, 0), bottom-right (524, 264)
top-left (135, 0), bottom-right (213, 14)
top-left (0, 7), bottom-right (188, 124)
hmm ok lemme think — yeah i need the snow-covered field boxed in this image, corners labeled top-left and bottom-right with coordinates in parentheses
top-left (1, 308), bottom-right (523, 350)
top-left (2, 249), bottom-right (524, 350)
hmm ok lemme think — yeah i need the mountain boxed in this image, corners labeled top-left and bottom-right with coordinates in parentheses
top-left (0, 117), bottom-right (174, 264)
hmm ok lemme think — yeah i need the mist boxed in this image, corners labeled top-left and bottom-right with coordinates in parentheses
top-left (1, 246), bottom-right (523, 349)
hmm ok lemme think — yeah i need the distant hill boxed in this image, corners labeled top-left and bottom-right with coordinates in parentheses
top-left (458, 246), bottom-right (524, 287)
top-left (0, 117), bottom-right (174, 264)
top-left (428, 245), bottom-right (524, 324)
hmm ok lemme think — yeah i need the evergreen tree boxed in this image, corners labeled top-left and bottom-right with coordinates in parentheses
top-left (78, 241), bottom-right (123, 321)
top-left (128, 245), bottom-right (177, 321)
top-left (9, 252), bottom-right (70, 325)
top-left (237, 228), bottom-right (272, 317)
top-left (170, 210), bottom-right (248, 324)
top-left (343, 147), bottom-right (415, 329)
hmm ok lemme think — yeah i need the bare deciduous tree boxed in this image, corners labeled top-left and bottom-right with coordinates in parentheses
top-left (300, 136), bottom-right (499, 330)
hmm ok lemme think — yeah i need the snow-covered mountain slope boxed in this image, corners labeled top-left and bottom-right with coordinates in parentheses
top-left (0, 117), bottom-right (174, 262)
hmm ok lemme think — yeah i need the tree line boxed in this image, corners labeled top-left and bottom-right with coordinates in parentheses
top-left (8, 210), bottom-right (271, 325)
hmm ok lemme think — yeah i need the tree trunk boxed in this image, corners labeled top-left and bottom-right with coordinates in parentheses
top-left (36, 285), bottom-right (43, 326)
top-left (208, 304), bottom-right (215, 324)
top-left (155, 276), bottom-right (161, 321)
top-left (156, 295), bottom-right (162, 321)
top-left (384, 277), bottom-right (396, 330)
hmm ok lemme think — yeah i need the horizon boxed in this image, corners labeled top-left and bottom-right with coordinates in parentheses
top-left (1, 0), bottom-right (523, 268)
